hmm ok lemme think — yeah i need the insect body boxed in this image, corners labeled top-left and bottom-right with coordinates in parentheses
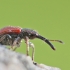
top-left (0, 26), bottom-right (63, 61)
top-left (0, 26), bottom-right (22, 47)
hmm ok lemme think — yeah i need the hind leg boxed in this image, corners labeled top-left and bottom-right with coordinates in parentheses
top-left (0, 34), bottom-right (12, 42)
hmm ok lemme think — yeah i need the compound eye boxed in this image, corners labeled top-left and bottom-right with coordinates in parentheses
top-left (30, 34), bottom-right (34, 37)
top-left (29, 34), bottom-right (36, 39)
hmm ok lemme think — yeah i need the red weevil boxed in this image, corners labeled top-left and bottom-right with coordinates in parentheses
top-left (0, 26), bottom-right (63, 61)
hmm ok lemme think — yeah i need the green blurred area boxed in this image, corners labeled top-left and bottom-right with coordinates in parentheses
top-left (0, 0), bottom-right (70, 70)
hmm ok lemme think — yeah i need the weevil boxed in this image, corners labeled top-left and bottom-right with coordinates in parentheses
top-left (0, 26), bottom-right (63, 61)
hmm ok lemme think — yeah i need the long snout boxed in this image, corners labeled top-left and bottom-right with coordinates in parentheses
top-left (36, 35), bottom-right (55, 50)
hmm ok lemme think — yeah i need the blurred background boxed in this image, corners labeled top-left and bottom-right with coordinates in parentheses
top-left (0, 0), bottom-right (70, 70)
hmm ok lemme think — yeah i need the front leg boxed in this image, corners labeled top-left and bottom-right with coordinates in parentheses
top-left (24, 36), bottom-right (29, 56)
top-left (29, 42), bottom-right (35, 61)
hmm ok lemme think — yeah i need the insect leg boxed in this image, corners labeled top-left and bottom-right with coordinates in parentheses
top-left (29, 42), bottom-right (35, 61)
top-left (0, 34), bottom-right (12, 42)
top-left (29, 42), bottom-right (38, 65)
top-left (24, 36), bottom-right (29, 56)
top-left (12, 37), bottom-right (21, 51)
